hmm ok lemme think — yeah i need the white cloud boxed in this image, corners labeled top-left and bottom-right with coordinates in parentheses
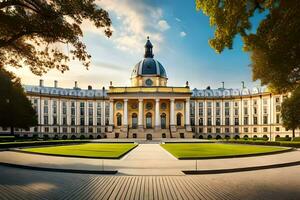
top-left (175, 17), bottom-right (181, 22)
top-left (91, 0), bottom-right (165, 54)
top-left (180, 31), bottom-right (187, 37)
top-left (157, 20), bottom-right (170, 31)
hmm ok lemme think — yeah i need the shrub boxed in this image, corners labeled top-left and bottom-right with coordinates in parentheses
top-left (275, 137), bottom-right (291, 141)
top-left (43, 135), bottom-right (49, 140)
top-left (62, 135), bottom-right (68, 140)
top-left (80, 135), bottom-right (85, 140)
top-left (292, 137), bottom-right (300, 141)
top-left (71, 135), bottom-right (76, 140)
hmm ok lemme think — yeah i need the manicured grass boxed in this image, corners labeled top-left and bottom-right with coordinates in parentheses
top-left (161, 143), bottom-right (288, 159)
top-left (21, 143), bottom-right (137, 158)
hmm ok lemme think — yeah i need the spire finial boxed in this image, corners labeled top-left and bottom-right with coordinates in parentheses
top-left (144, 36), bottom-right (154, 58)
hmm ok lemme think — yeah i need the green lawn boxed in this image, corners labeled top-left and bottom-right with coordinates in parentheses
top-left (21, 143), bottom-right (137, 158)
top-left (161, 143), bottom-right (288, 159)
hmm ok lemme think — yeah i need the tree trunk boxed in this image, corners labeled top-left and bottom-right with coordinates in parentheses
top-left (10, 126), bottom-right (14, 136)
top-left (292, 129), bottom-right (295, 139)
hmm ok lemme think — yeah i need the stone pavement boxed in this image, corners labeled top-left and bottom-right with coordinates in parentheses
top-left (0, 144), bottom-right (300, 175)
top-left (0, 165), bottom-right (300, 200)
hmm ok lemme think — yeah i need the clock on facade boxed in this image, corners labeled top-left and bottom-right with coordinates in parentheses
top-left (146, 102), bottom-right (153, 110)
top-left (176, 102), bottom-right (183, 110)
top-left (116, 102), bottom-right (123, 110)
top-left (161, 103), bottom-right (167, 110)
top-left (145, 79), bottom-right (153, 86)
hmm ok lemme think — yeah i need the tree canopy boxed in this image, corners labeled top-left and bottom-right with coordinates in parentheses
top-left (0, 0), bottom-right (112, 75)
top-left (281, 87), bottom-right (300, 138)
top-left (196, 0), bottom-right (300, 93)
top-left (0, 68), bottom-right (37, 134)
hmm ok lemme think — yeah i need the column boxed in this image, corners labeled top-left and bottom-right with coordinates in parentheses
top-left (170, 98), bottom-right (175, 126)
top-left (155, 98), bottom-right (160, 129)
top-left (185, 98), bottom-right (190, 126)
top-left (109, 100), bottom-right (114, 125)
top-left (138, 99), bottom-right (143, 129)
top-left (123, 99), bottom-right (128, 126)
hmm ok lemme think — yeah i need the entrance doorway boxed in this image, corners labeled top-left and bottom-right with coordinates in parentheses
top-left (146, 134), bottom-right (152, 140)
top-left (146, 112), bottom-right (152, 129)
top-left (132, 113), bottom-right (138, 129)
top-left (161, 113), bottom-right (166, 129)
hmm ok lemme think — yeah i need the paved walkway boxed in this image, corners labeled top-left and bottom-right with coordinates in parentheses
top-left (0, 145), bottom-right (300, 175)
top-left (0, 165), bottom-right (300, 200)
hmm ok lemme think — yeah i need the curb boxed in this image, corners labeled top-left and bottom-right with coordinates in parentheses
top-left (183, 160), bottom-right (300, 175)
top-left (0, 162), bottom-right (117, 175)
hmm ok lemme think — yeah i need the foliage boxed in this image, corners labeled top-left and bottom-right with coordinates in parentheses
top-left (0, 0), bottom-right (112, 75)
top-left (196, 0), bottom-right (300, 92)
top-left (281, 87), bottom-right (300, 138)
top-left (0, 68), bottom-right (37, 133)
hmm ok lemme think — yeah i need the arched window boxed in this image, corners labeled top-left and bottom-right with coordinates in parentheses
top-left (146, 112), bottom-right (152, 129)
top-left (161, 113), bottom-right (166, 129)
top-left (132, 113), bottom-right (138, 129)
top-left (176, 113), bottom-right (182, 126)
top-left (117, 113), bottom-right (122, 126)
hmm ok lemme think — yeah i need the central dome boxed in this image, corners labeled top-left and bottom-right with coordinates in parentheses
top-left (131, 37), bottom-right (167, 79)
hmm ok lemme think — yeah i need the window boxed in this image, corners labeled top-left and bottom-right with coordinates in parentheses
top-left (253, 100), bottom-right (257, 105)
top-left (253, 107), bottom-right (257, 115)
top-left (276, 105), bottom-right (281, 112)
top-left (216, 118), bottom-right (220, 126)
top-left (263, 99), bottom-right (268, 105)
top-left (225, 108), bottom-right (230, 116)
top-left (225, 128), bottom-right (230, 133)
top-left (216, 128), bottom-right (220, 133)
top-left (234, 118), bottom-right (239, 125)
top-left (234, 102), bottom-right (238, 107)
top-left (207, 102), bottom-right (212, 107)
top-left (62, 101), bottom-right (67, 115)
top-left (216, 108), bottom-right (220, 116)
top-left (234, 108), bottom-right (239, 116)
top-left (207, 128), bottom-right (212, 133)
top-left (253, 127), bottom-right (257, 132)
top-left (244, 107), bottom-right (248, 115)
top-left (207, 108), bottom-right (212, 116)
top-left (53, 127), bottom-right (57, 133)
top-left (63, 127), bottom-right (67, 133)
top-left (276, 127), bottom-right (280, 132)
top-left (71, 128), bottom-right (75, 133)
top-left (117, 113), bottom-right (122, 126)
top-left (132, 113), bottom-right (138, 129)
top-left (263, 127), bottom-right (268, 132)
top-left (199, 102), bottom-right (204, 107)
top-left (225, 117), bottom-right (230, 126)
top-left (234, 128), bottom-right (239, 133)
top-left (88, 127), bottom-right (93, 133)
top-left (207, 117), bottom-right (212, 126)
top-left (244, 117), bottom-right (248, 125)
top-left (80, 117), bottom-right (85, 126)
top-left (199, 118), bottom-right (203, 126)
top-left (88, 117), bottom-right (93, 126)
top-left (253, 116), bottom-right (258, 125)
top-left (275, 97), bottom-right (280, 103)
top-left (71, 117), bottom-right (75, 126)
top-left (53, 116), bottom-right (57, 125)
top-left (44, 127), bottom-right (49, 132)
top-left (276, 114), bottom-right (280, 124)
top-left (243, 100), bottom-right (248, 106)
top-left (176, 113), bottom-right (182, 126)
top-left (199, 128), bottom-right (203, 133)
top-left (80, 127), bottom-right (85, 133)
top-left (80, 102), bottom-right (85, 115)
top-left (263, 107), bottom-right (268, 114)
top-left (225, 102), bottom-right (230, 107)
top-left (263, 116), bottom-right (268, 124)
top-left (44, 116), bottom-right (48, 125)
top-left (244, 128), bottom-right (248, 133)
top-left (63, 116), bottom-right (67, 125)
top-left (216, 102), bottom-right (220, 107)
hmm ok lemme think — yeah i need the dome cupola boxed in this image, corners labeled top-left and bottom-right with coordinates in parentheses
top-left (131, 37), bottom-right (168, 87)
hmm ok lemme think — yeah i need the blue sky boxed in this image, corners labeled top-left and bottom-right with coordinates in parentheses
top-left (15, 0), bottom-right (265, 90)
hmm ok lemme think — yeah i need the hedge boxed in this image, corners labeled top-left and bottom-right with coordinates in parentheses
top-left (0, 140), bottom-right (90, 149)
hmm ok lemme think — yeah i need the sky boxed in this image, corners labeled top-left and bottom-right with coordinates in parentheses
top-left (13, 0), bottom-right (266, 90)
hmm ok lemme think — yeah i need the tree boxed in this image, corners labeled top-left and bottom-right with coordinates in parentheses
top-left (0, 0), bottom-right (112, 75)
top-left (0, 68), bottom-right (37, 135)
top-left (281, 87), bottom-right (300, 138)
top-left (196, 0), bottom-right (300, 93)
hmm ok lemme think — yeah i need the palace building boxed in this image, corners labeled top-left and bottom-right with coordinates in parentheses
top-left (1, 38), bottom-right (298, 140)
